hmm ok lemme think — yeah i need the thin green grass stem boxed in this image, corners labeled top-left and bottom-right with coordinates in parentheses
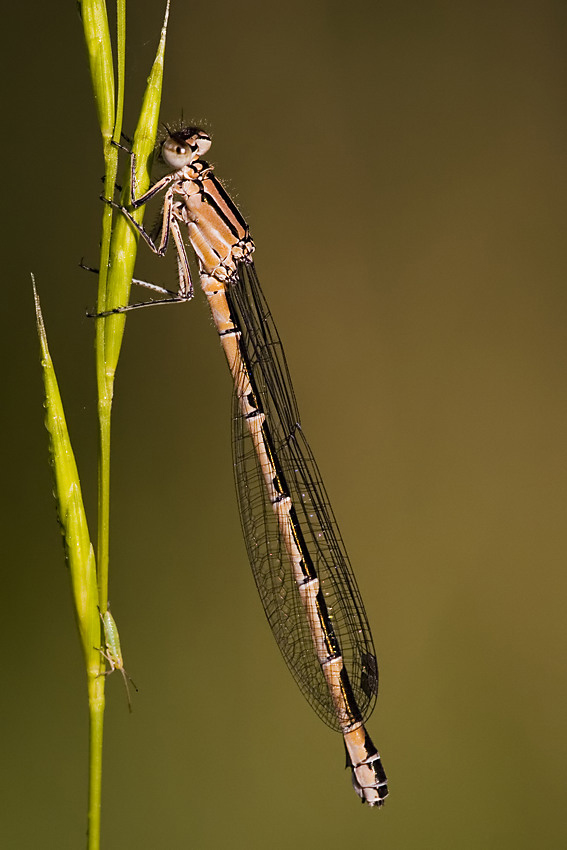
top-left (78, 2), bottom-right (170, 846)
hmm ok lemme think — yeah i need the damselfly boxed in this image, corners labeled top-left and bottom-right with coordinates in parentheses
top-left (101, 127), bottom-right (389, 806)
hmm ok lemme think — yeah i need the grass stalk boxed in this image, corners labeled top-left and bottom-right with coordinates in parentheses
top-left (34, 2), bottom-right (170, 845)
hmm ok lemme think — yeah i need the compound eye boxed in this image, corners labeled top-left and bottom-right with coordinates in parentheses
top-left (161, 138), bottom-right (193, 169)
top-left (195, 135), bottom-right (211, 157)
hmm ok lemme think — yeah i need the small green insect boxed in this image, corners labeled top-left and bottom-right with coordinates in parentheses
top-left (97, 604), bottom-right (138, 712)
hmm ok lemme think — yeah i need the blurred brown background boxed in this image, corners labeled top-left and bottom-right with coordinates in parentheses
top-left (2, 1), bottom-right (566, 847)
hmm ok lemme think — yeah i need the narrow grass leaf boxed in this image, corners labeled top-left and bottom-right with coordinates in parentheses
top-left (103, 0), bottom-right (171, 375)
top-left (78, 0), bottom-right (115, 141)
top-left (33, 278), bottom-right (100, 674)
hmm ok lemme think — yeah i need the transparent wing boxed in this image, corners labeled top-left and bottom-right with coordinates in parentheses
top-left (227, 261), bottom-right (378, 730)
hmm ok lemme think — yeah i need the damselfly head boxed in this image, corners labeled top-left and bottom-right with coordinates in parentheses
top-left (161, 126), bottom-right (212, 169)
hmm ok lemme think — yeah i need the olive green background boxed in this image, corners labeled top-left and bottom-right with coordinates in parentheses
top-left (2, 1), bottom-right (566, 847)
